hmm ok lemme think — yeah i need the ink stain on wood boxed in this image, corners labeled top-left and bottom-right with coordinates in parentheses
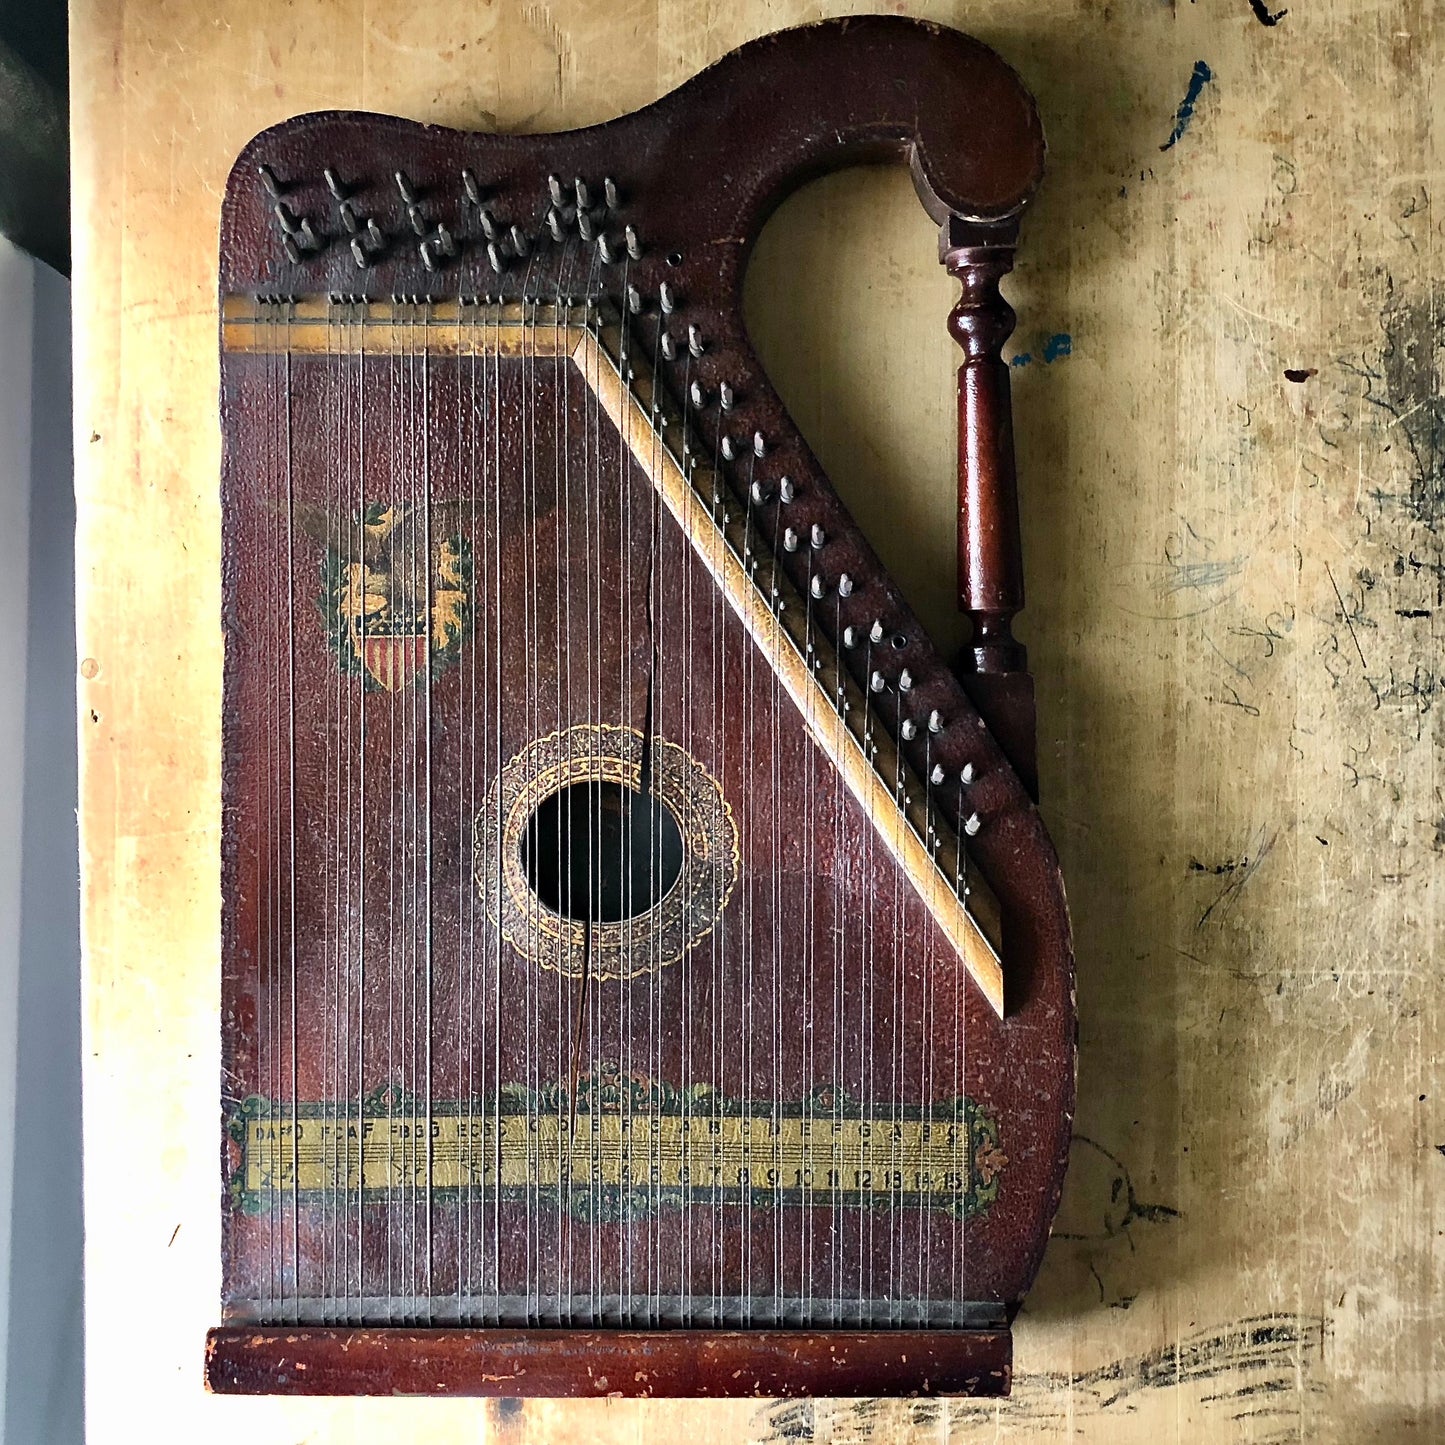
top-left (1160, 61), bottom-right (1214, 152)
top-left (1248, 0), bottom-right (1288, 26)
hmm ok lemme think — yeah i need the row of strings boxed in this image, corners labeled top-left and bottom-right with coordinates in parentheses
top-left (247, 259), bottom-right (972, 1327)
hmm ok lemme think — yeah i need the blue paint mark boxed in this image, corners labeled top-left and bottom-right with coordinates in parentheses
top-left (1043, 333), bottom-right (1073, 363)
top-left (1160, 61), bottom-right (1213, 152)
top-left (1011, 334), bottom-right (1072, 368)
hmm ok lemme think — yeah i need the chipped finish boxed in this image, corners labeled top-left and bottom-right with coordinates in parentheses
top-left (76, 0), bottom-right (1445, 1442)
top-left (205, 1326), bottom-right (1012, 1398)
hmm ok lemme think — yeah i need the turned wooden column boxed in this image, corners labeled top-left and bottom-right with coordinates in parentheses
top-left (943, 220), bottom-right (1026, 675)
top-left (942, 218), bottom-right (1037, 796)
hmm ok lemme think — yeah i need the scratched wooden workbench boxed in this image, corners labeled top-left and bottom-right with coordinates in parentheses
top-left (73, 0), bottom-right (1442, 1440)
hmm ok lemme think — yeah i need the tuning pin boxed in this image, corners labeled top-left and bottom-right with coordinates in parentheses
top-left (338, 200), bottom-right (360, 233)
top-left (477, 207), bottom-right (498, 241)
top-left (366, 218), bottom-right (384, 250)
top-left (627, 285), bottom-right (643, 315)
top-left (869, 620), bottom-right (884, 644)
top-left (257, 164), bottom-right (283, 198)
top-left (487, 241), bottom-right (506, 274)
top-left (545, 208), bottom-right (565, 243)
top-left (419, 239), bottom-right (439, 271)
top-left (810, 524), bottom-right (826, 549)
top-left (963, 812), bottom-right (982, 837)
top-left (810, 575), bottom-right (826, 599)
top-left (273, 201), bottom-right (299, 234)
top-left (783, 527), bottom-right (799, 552)
top-left (574, 177), bottom-right (592, 210)
top-left (349, 236), bottom-right (369, 269)
top-left (720, 435), bottom-right (736, 461)
top-left (282, 234), bottom-right (303, 265)
top-left (323, 168), bottom-right (346, 199)
top-left (394, 170), bottom-right (417, 204)
top-left (901, 719), bottom-right (918, 741)
top-left (688, 325), bottom-right (705, 358)
top-left (837, 573), bottom-right (854, 597)
top-left (870, 671), bottom-right (886, 693)
top-left (898, 669), bottom-right (914, 692)
top-left (752, 430), bottom-right (766, 457)
top-left (929, 763), bottom-right (946, 785)
top-left (660, 331), bottom-right (677, 361)
top-left (719, 382), bottom-right (735, 411)
top-left (597, 233), bottom-right (615, 264)
top-left (961, 762), bottom-right (976, 785)
top-left (548, 174), bottom-right (566, 207)
top-left (407, 203), bottom-right (428, 237)
top-left (604, 176), bottom-right (620, 209)
top-left (510, 224), bottom-right (530, 258)
top-left (658, 281), bottom-right (676, 314)
top-left (750, 479), bottom-right (769, 505)
top-left (843, 626), bottom-right (859, 648)
top-left (689, 380), bottom-right (706, 409)
top-left (461, 168), bottom-right (482, 204)
top-left (778, 477), bottom-right (795, 503)
top-left (624, 224), bottom-right (643, 260)
top-left (436, 224), bottom-right (457, 257)
top-left (928, 710), bottom-right (944, 734)
top-left (578, 209), bottom-right (595, 242)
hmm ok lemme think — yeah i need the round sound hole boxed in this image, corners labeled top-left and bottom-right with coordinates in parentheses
top-left (521, 781), bottom-right (685, 924)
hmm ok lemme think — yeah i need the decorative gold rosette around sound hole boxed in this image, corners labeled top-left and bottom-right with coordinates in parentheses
top-left (476, 725), bottom-right (739, 980)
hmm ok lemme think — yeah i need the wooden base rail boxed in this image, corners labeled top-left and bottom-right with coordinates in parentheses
top-left (205, 1325), bottom-right (1012, 1398)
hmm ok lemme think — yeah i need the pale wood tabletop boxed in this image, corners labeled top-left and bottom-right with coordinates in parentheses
top-left (73, 1), bottom-right (1443, 1439)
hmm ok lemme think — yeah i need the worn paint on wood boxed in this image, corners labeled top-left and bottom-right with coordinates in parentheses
top-left (75, 0), bottom-right (1444, 1440)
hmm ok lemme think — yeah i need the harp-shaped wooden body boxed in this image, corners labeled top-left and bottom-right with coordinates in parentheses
top-left (207, 16), bottom-right (1074, 1398)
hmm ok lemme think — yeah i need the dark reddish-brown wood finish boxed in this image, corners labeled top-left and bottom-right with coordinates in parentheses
top-left (205, 1326), bottom-right (1010, 1398)
top-left (212, 16), bottom-right (1074, 1397)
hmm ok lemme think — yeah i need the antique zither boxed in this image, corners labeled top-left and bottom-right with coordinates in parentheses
top-left (205, 16), bottom-right (1075, 1398)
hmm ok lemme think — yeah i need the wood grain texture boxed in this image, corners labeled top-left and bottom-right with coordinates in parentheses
top-left (75, 1), bottom-right (1444, 1441)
